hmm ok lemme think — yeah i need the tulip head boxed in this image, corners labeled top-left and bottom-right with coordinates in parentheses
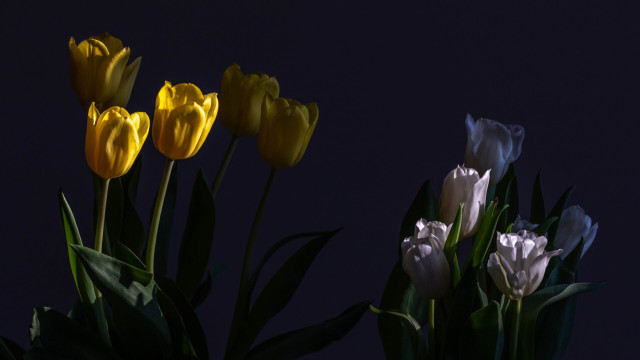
top-left (69, 33), bottom-right (142, 111)
top-left (401, 220), bottom-right (451, 300)
top-left (512, 215), bottom-right (538, 233)
top-left (554, 205), bottom-right (598, 259)
top-left (219, 63), bottom-right (280, 136)
top-left (487, 231), bottom-right (562, 300)
top-left (464, 114), bottom-right (525, 185)
top-left (440, 165), bottom-right (491, 238)
top-left (258, 96), bottom-right (318, 169)
top-left (152, 81), bottom-right (219, 160)
top-left (85, 103), bottom-right (149, 179)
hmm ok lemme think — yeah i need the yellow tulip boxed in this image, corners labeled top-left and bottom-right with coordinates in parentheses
top-left (69, 33), bottom-right (142, 111)
top-left (219, 63), bottom-right (279, 136)
top-left (258, 96), bottom-right (318, 169)
top-left (85, 103), bottom-right (149, 179)
top-left (152, 81), bottom-right (219, 160)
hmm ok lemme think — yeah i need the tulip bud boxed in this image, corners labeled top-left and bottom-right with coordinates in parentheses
top-left (554, 205), bottom-right (598, 259)
top-left (401, 220), bottom-right (451, 300)
top-left (464, 114), bottom-right (525, 185)
top-left (512, 215), bottom-right (538, 233)
top-left (440, 165), bottom-right (490, 238)
top-left (258, 95), bottom-right (318, 169)
top-left (219, 63), bottom-right (280, 136)
top-left (487, 231), bottom-right (562, 300)
top-left (85, 103), bottom-right (149, 179)
top-left (69, 33), bottom-right (142, 111)
top-left (152, 81), bottom-right (219, 160)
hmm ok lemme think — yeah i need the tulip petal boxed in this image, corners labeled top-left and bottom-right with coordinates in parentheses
top-left (85, 103), bottom-right (101, 173)
top-left (525, 249), bottom-right (562, 296)
top-left (94, 113), bottom-right (140, 179)
top-left (103, 56), bottom-right (141, 109)
top-left (94, 47), bottom-right (130, 103)
top-left (157, 103), bottom-right (206, 160)
top-left (191, 93), bottom-right (218, 156)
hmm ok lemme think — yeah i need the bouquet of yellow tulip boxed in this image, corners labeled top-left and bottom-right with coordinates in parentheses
top-left (0, 33), bottom-right (367, 360)
top-left (372, 115), bottom-right (603, 360)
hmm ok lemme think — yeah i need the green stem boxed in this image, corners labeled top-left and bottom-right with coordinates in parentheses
top-left (211, 135), bottom-right (238, 199)
top-left (94, 177), bottom-right (110, 345)
top-left (225, 168), bottom-right (277, 360)
top-left (146, 159), bottom-right (175, 274)
top-left (509, 299), bottom-right (522, 360)
top-left (428, 299), bottom-right (436, 360)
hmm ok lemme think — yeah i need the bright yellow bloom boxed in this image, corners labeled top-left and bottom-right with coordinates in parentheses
top-left (69, 33), bottom-right (142, 111)
top-left (219, 63), bottom-right (279, 136)
top-left (85, 103), bottom-right (149, 179)
top-left (258, 96), bottom-right (318, 169)
top-left (152, 81), bottom-right (219, 160)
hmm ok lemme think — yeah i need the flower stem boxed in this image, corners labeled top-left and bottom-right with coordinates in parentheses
top-left (428, 299), bottom-right (436, 360)
top-left (509, 299), bottom-right (522, 360)
top-left (146, 159), bottom-right (175, 274)
top-left (225, 168), bottom-right (277, 359)
top-left (94, 177), bottom-right (110, 345)
top-left (211, 135), bottom-right (238, 199)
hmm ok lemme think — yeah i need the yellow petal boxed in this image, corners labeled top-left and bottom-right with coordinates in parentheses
top-left (91, 33), bottom-right (123, 54)
top-left (191, 93), bottom-right (218, 155)
top-left (103, 56), bottom-right (141, 109)
top-left (293, 102), bottom-right (318, 165)
top-left (130, 111), bottom-right (150, 147)
top-left (157, 103), bottom-right (206, 159)
top-left (93, 112), bottom-right (140, 179)
top-left (94, 47), bottom-right (130, 103)
top-left (85, 103), bottom-right (101, 172)
top-left (259, 98), bottom-right (307, 169)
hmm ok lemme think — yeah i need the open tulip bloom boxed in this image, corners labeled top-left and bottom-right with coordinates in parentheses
top-left (374, 116), bottom-right (603, 360)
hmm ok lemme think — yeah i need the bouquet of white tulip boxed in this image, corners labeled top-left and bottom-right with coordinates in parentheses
top-left (372, 114), bottom-right (603, 360)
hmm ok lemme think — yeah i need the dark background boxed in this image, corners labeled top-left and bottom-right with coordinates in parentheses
top-left (0, 0), bottom-right (636, 358)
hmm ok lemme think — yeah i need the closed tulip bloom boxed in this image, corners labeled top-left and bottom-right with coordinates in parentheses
top-left (554, 205), bottom-right (598, 259)
top-left (153, 81), bottom-right (219, 160)
top-left (85, 103), bottom-right (149, 179)
top-left (464, 114), bottom-right (525, 185)
top-left (440, 165), bottom-right (491, 238)
top-left (487, 231), bottom-right (562, 300)
top-left (219, 63), bottom-right (280, 136)
top-left (69, 33), bottom-right (142, 111)
top-left (258, 96), bottom-right (318, 169)
top-left (401, 220), bottom-right (451, 300)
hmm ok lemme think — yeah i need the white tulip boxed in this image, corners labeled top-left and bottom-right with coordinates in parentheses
top-left (401, 220), bottom-right (451, 300)
top-left (440, 165), bottom-right (490, 238)
top-left (464, 114), bottom-right (525, 185)
top-left (554, 205), bottom-right (598, 259)
top-left (487, 231), bottom-right (562, 300)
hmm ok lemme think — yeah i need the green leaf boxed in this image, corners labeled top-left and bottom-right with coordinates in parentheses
top-left (176, 169), bottom-right (216, 300)
top-left (531, 217), bottom-right (558, 237)
top-left (399, 180), bottom-right (437, 255)
top-left (495, 165), bottom-right (519, 232)
top-left (530, 170), bottom-right (545, 224)
top-left (28, 307), bottom-right (121, 360)
top-left (370, 306), bottom-right (426, 360)
top-left (468, 202), bottom-right (509, 270)
top-left (532, 240), bottom-right (585, 360)
top-left (151, 161), bottom-right (179, 280)
top-left (71, 245), bottom-right (171, 358)
top-left (156, 286), bottom-right (194, 358)
top-left (519, 282), bottom-right (604, 360)
top-left (58, 191), bottom-right (101, 336)
top-left (114, 241), bottom-right (147, 270)
top-left (461, 301), bottom-right (504, 360)
top-left (0, 337), bottom-right (24, 360)
top-left (191, 263), bottom-right (227, 308)
top-left (546, 186), bottom-right (575, 249)
top-left (246, 301), bottom-right (370, 360)
top-left (119, 158), bottom-right (146, 258)
top-left (377, 260), bottom-right (429, 360)
top-left (248, 231), bottom-right (335, 299)
top-left (239, 230), bottom-right (339, 353)
top-left (443, 204), bottom-right (462, 272)
top-left (158, 278), bottom-right (209, 360)
top-left (105, 178), bottom-right (124, 255)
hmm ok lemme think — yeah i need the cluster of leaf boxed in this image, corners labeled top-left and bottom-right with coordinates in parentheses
top-left (375, 165), bottom-right (603, 360)
top-left (0, 158), bottom-right (368, 360)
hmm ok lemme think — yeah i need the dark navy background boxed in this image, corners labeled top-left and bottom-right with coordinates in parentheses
top-left (0, 0), bottom-right (636, 358)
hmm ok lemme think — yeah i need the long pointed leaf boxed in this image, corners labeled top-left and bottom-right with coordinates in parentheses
top-left (546, 186), bottom-right (575, 249)
top-left (530, 170), bottom-right (545, 224)
top-left (246, 301), bottom-right (370, 360)
top-left (461, 301), bottom-right (504, 360)
top-left (176, 169), bottom-right (216, 300)
top-left (71, 245), bottom-right (171, 358)
top-left (239, 230), bottom-right (339, 353)
top-left (0, 337), bottom-right (24, 360)
top-left (370, 305), bottom-right (426, 360)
